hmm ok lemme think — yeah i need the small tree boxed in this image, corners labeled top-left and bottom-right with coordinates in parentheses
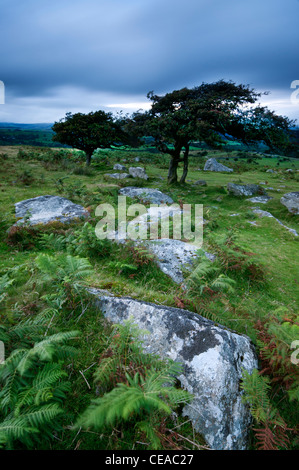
top-left (52, 111), bottom-right (131, 166)
top-left (129, 81), bottom-right (293, 184)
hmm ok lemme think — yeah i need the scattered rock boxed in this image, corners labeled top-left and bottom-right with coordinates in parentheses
top-left (142, 239), bottom-right (215, 284)
top-left (105, 173), bottom-right (131, 180)
top-left (129, 167), bottom-right (149, 180)
top-left (246, 196), bottom-right (273, 204)
top-left (280, 192), bottom-right (299, 215)
top-left (113, 163), bottom-right (128, 171)
top-left (252, 208), bottom-right (298, 236)
top-left (285, 169), bottom-right (294, 173)
top-left (193, 180), bottom-right (207, 186)
top-left (266, 169), bottom-right (276, 173)
top-left (227, 183), bottom-right (266, 197)
top-left (204, 158), bottom-right (233, 172)
top-left (88, 288), bottom-right (258, 450)
top-left (119, 187), bottom-right (174, 204)
top-left (15, 195), bottom-right (89, 225)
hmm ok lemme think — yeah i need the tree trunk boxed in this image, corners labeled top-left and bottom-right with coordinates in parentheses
top-left (168, 156), bottom-right (179, 184)
top-left (167, 143), bottom-right (182, 184)
top-left (85, 152), bottom-right (92, 166)
top-left (180, 144), bottom-right (189, 183)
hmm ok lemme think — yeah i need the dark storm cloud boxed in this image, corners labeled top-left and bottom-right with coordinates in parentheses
top-left (0, 0), bottom-right (299, 121)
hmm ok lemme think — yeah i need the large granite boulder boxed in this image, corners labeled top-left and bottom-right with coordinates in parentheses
top-left (143, 239), bottom-right (215, 284)
top-left (204, 158), bottom-right (233, 172)
top-left (119, 187), bottom-right (174, 204)
top-left (280, 192), bottom-right (299, 214)
top-left (129, 167), bottom-right (149, 180)
top-left (227, 183), bottom-right (266, 197)
top-left (15, 195), bottom-right (89, 225)
top-left (88, 289), bottom-right (258, 450)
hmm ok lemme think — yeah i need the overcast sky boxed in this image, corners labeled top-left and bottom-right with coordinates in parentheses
top-left (0, 0), bottom-right (299, 123)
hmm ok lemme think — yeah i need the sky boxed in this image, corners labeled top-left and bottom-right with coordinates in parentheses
top-left (0, 0), bottom-right (299, 124)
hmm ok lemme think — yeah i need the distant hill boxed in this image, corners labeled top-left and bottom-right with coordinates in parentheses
top-left (0, 122), bottom-right (54, 130)
top-left (0, 122), bottom-right (68, 147)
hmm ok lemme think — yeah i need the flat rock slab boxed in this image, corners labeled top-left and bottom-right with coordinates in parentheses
top-left (228, 183), bottom-right (266, 197)
top-left (280, 192), bottom-right (299, 215)
top-left (204, 158), bottom-right (233, 172)
top-left (252, 208), bottom-right (298, 236)
top-left (246, 196), bottom-right (273, 204)
top-left (15, 195), bottom-right (89, 225)
top-left (143, 239), bottom-right (215, 284)
top-left (88, 289), bottom-right (258, 450)
top-left (119, 187), bottom-right (174, 204)
top-left (105, 173), bottom-right (131, 180)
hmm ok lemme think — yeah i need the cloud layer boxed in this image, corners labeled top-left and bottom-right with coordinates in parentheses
top-left (0, 0), bottom-right (298, 122)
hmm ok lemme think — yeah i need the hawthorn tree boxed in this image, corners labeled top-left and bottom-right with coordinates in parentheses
top-left (129, 80), bottom-right (293, 184)
top-left (52, 110), bottom-right (133, 166)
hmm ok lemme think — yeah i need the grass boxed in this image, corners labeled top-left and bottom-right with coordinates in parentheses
top-left (0, 144), bottom-right (298, 450)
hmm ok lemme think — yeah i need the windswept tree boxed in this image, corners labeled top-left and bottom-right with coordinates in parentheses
top-left (52, 110), bottom-right (134, 166)
top-left (129, 81), bottom-right (293, 184)
top-left (228, 105), bottom-right (294, 153)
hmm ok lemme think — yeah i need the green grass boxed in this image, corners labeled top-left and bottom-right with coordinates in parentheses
top-left (0, 145), bottom-right (298, 450)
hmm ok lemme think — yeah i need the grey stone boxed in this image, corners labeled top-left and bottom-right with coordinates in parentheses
top-left (280, 192), bottom-right (299, 215)
top-left (266, 169), bottom-right (276, 173)
top-left (88, 289), bottom-right (258, 450)
top-left (252, 208), bottom-right (298, 236)
top-left (105, 173), bottom-right (131, 180)
top-left (113, 163), bottom-right (128, 171)
top-left (15, 195), bottom-right (89, 226)
top-left (227, 183), bottom-right (266, 197)
top-left (246, 196), bottom-right (273, 204)
top-left (204, 158), bottom-right (233, 172)
top-left (193, 180), bottom-right (207, 186)
top-left (143, 239), bottom-right (215, 284)
top-left (129, 167), bottom-right (149, 180)
top-left (119, 187), bottom-right (174, 204)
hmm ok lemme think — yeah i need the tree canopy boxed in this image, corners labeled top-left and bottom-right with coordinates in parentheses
top-left (52, 110), bottom-right (133, 165)
top-left (128, 80), bottom-right (294, 184)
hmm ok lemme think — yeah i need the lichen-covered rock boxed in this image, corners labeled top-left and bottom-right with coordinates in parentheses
top-left (246, 196), bottom-right (272, 204)
top-left (227, 183), bottom-right (265, 197)
top-left (119, 187), bottom-right (174, 204)
top-left (15, 195), bottom-right (89, 225)
top-left (88, 289), bottom-right (258, 450)
top-left (252, 208), bottom-right (298, 236)
top-left (143, 239), bottom-right (214, 284)
top-left (105, 173), bottom-right (131, 180)
top-left (128, 167), bottom-right (149, 180)
top-left (280, 192), bottom-right (299, 215)
top-left (113, 163), bottom-right (128, 171)
top-left (204, 158), bottom-right (233, 172)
